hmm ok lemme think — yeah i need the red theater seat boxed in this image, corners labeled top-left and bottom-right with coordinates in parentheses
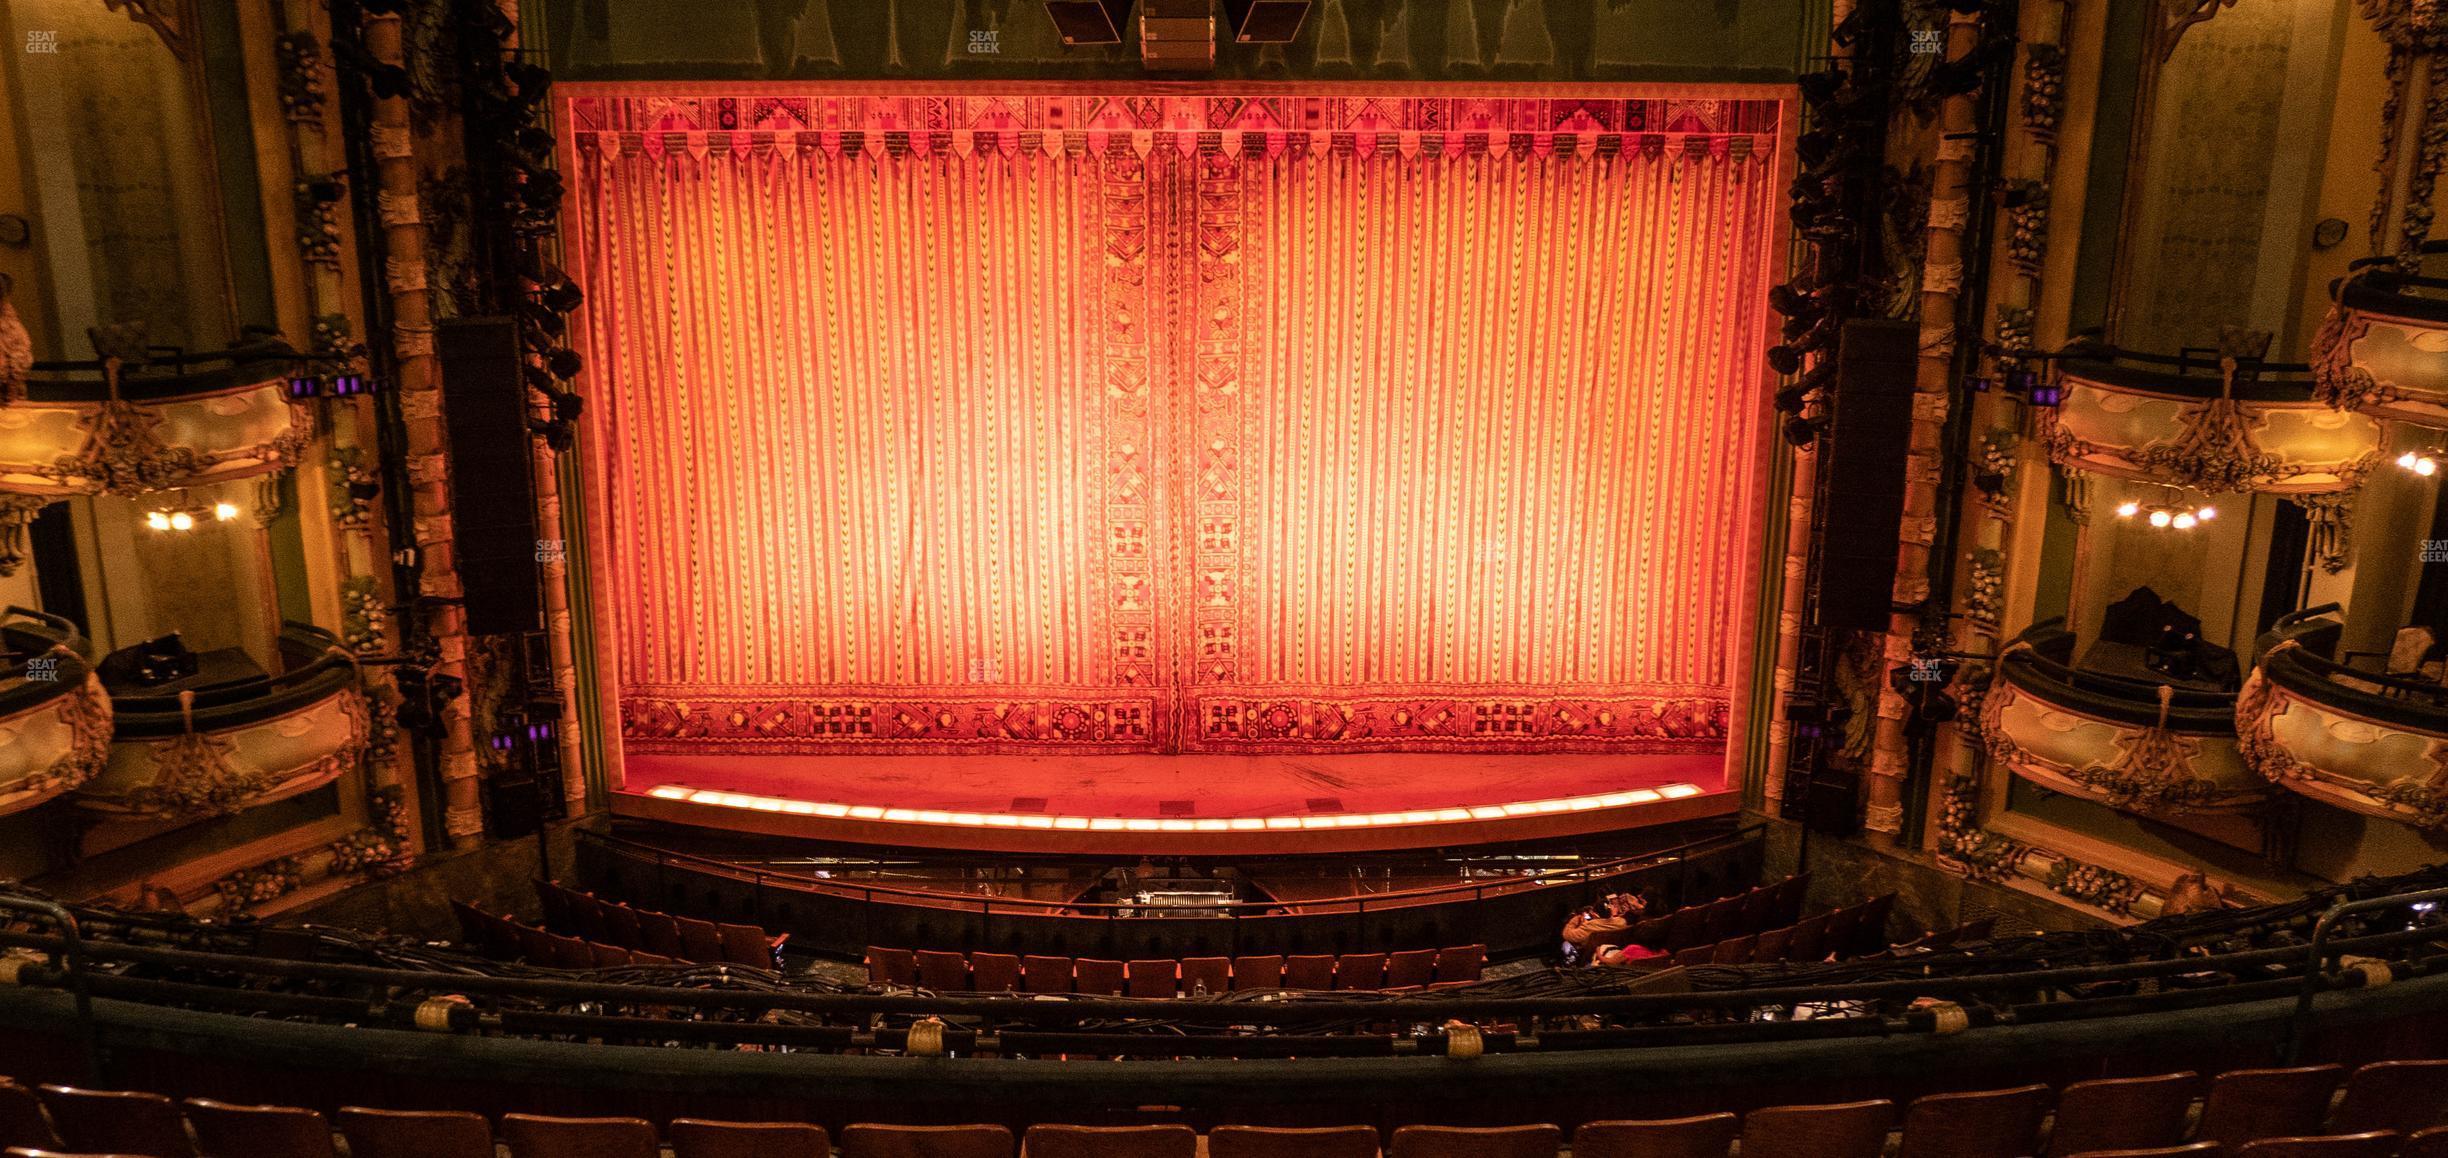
top-left (670, 1119), bottom-right (830, 1158)
top-left (1024, 955), bottom-right (1074, 994)
top-left (1075, 958), bottom-right (1127, 996)
top-left (1738, 1100), bottom-right (1895, 1158)
top-left (2234, 1136), bottom-right (2401, 1158)
top-left (590, 941), bottom-right (634, 968)
top-left (676, 915), bottom-right (726, 962)
top-left (634, 908), bottom-right (686, 959)
top-left (916, 950), bottom-right (971, 991)
top-left (719, 922), bottom-right (783, 968)
top-left (1283, 955), bottom-right (1336, 991)
top-left (1231, 955), bottom-right (1283, 990)
top-left (1180, 956), bottom-right (1231, 996)
top-left (36, 1087), bottom-right (195, 1158)
top-left (501, 1113), bottom-right (661, 1158)
top-left (1206, 1126), bottom-right (1381, 1158)
top-left (1021, 1124), bottom-right (1197, 1158)
top-left (839, 1123), bottom-right (1015, 1158)
top-left (867, 947), bottom-right (917, 986)
top-left (1126, 959), bottom-right (1177, 998)
top-left (1388, 1124), bottom-right (1560, 1158)
top-left (1384, 949), bottom-right (1436, 990)
top-left (1571, 1114), bottom-right (1740, 1158)
top-left (2197, 1066), bottom-right (2344, 1150)
top-left (2045, 1073), bottom-right (2198, 1157)
top-left (970, 952), bottom-right (1023, 993)
top-left (2333, 1059), bottom-right (2448, 1134)
top-left (185, 1098), bottom-right (336, 1158)
top-left (1432, 946), bottom-right (1484, 984)
top-left (1334, 953), bottom-right (1386, 990)
top-left (0, 1081), bottom-right (59, 1152)
top-left (603, 903), bottom-right (643, 949)
top-left (1895, 1085), bottom-right (2049, 1158)
top-left (336, 1108), bottom-right (497, 1158)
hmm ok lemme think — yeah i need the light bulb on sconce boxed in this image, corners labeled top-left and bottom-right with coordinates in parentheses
top-left (2401, 450), bottom-right (2441, 477)
top-left (2171, 511), bottom-right (2197, 530)
top-left (2115, 500), bottom-right (2141, 519)
top-left (212, 502), bottom-right (239, 521)
top-left (2148, 509), bottom-right (2173, 528)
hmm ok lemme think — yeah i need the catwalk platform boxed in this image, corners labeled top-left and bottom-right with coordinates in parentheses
top-left (611, 751), bottom-right (1734, 854)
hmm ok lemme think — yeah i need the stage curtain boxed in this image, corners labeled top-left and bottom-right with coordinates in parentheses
top-left (567, 96), bottom-right (1781, 755)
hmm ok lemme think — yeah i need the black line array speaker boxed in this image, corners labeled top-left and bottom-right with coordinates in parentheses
top-left (437, 316), bottom-right (543, 637)
top-left (1045, 0), bottom-right (1133, 44)
top-left (1815, 318), bottom-right (1920, 633)
top-left (1223, 0), bottom-right (1311, 41)
top-left (1805, 765), bottom-right (1863, 837)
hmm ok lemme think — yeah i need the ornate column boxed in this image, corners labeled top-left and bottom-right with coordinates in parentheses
top-left (363, 12), bottom-right (483, 848)
top-left (1863, 10), bottom-right (1985, 843)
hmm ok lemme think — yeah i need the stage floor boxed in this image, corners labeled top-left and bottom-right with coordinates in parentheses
top-left (613, 752), bottom-right (1734, 854)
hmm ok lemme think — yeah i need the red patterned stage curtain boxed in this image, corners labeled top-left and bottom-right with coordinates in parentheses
top-left (566, 93), bottom-right (1783, 756)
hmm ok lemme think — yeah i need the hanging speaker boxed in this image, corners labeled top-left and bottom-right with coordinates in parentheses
top-left (1044, 0), bottom-right (1133, 44)
top-left (436, 317), bottom-right (544, 637)
top-left (1815, 318), bottom-right (1919, 633)
top-left (1139, 0), bottom-right (1215, 68)
top-left (1222, 0), bottom-right (1310, 42)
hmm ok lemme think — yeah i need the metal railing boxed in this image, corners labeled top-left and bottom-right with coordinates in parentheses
top-left (4, 881), bottom-right (2446, 1062)
top-left (584, 822), bottom-right (1765, 922)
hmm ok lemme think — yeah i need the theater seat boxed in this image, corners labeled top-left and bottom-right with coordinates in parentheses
top-left (2045, 1073), bottom-right (2197, 1157)
top-left (1180, 956), bottom-right (1231, 996)
top-left (2197, 1066), bottom-right (2344, 1150)
top-left (501, 1113), bottom-right (660, 1158)
top-left (1024, 955), bottom-right (1074, 994)
top-left (2061, 1146), bottom-right (2219, 1157)
top-left (183, 1098), bottom-right (337, 1158)
top-left (1432, 946), bottom-right (1483, 985)
top-left (971, 952), bottom-right (1023, 993)
top-left (1283, 955), bottom-right (1335, 991)
top-left (0, 1081), bottom-right (58, 1152)
top-left (35, 1087), bottom-right (195, 1158)
top-left (1074, 958), bottom-right (1127, 996)
top-left (1230, 955), bottom-right (1283, 991)
top-left (1126, 959), bottom-right (1176, 998)
top-left (676, 915), bottom-right (726, 962)
top-left (1021, 1124), bottom-right (1196, 1158)
top-left (1895, 1085), bottom-right (2048, 1158)
top-left (2332, 1059), bottom-right (2448, 1134)
top-left (669, 1119), bottom-right (829, 1158)
top-left (916, 950), bottom-right (971, 991)
top-left (718, 922), bottom-right (783, 969)
top-left (1206, 1126), bottom-right (1380, 1158)
top-left (1738, 1100), bottom-right (1894, 1158)
top-left (838, 1123), bottom-right (1015, 1158)
top-left (1572, 1113), bottom-right (1739, 1158)
top-left (867, 947), bottom-right (917, 987)
top-left (2234, 1135), bottom-right (2401, 1158)
top-left (336, 1107), bottom-right (497, 1158)
top-left (1387, 1124), bottom-right (1560, 1158)
top-left (1384, 949), bottom-right (1436, 990)
top-left (1333, 953), bottom-right (1386, 991)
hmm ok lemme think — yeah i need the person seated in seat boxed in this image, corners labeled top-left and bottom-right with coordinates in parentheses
top-left (1562, 892), bottom-right (1650, 964)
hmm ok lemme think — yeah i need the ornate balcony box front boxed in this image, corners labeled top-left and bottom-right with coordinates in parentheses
top-left (2047, 348), bottom-right (2384, 496)
top-left (75, 625), bottom-right (367, 822)
top-left (2314, 259), bottom-right (2448, 427)
top-left (0, 349), bottom-right (310, 499)
top-left (1980, 621), bottom-right (2267, 817)
top-left (2240, 639), bottom-right (2448, 831)
top-left (0, 610), bottom-right (110, 817)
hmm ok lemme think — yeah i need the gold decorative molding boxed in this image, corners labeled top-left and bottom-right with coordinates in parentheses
top-left (2240, 642), bottom-right (2448, 830)
top-left (77, 684), bottom-right (369, 821)
top-left (1980, 651), bottom-right (2266, 817)
top-left (0, 672), bottom-right (112, 817)
top-left (0, 374), bottom-right (311, 502)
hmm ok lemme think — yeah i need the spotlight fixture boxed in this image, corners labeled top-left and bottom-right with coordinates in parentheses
top-left (1045, 0), bottom-right (1133, 44)
top-left (2399, 450), bottom-right (2440, 478)
top-left (2026, 380), bottom-right (2064, 407)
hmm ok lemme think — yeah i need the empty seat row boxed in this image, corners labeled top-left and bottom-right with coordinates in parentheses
top-left (9, 1060), bottom-right (2448, 1158)
top-left (1663, 897), bottom-right (1955, 969)
top-left (533, 880), bottom-right (788, 969)
top-left (865, 946), bottom-right (1485, 995)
